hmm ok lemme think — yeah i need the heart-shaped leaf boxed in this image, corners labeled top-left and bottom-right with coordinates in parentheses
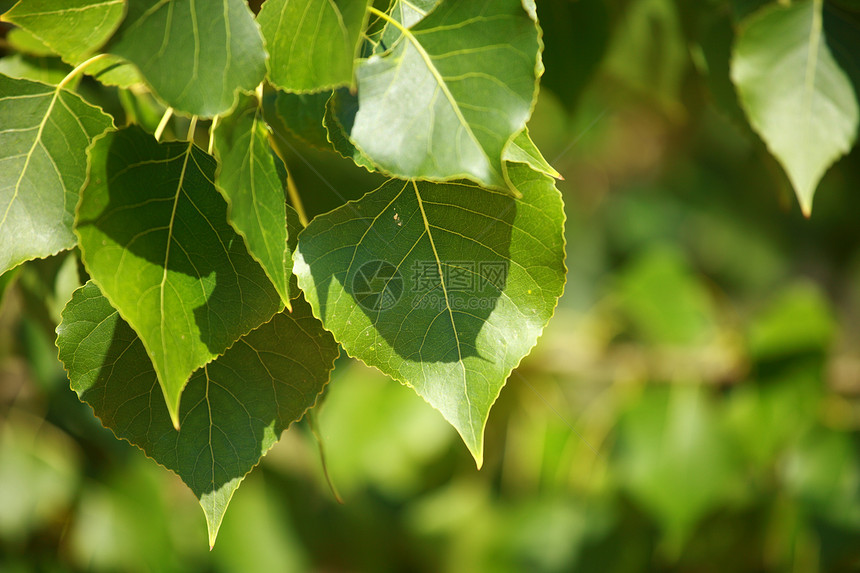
top-left (2, 0), bottom-right (125, 64)
top-left (0, 74), bottom-right (114, 275)
top-left (258, 0), bottom-right (372, 93)
top-left (75, 126), bottom-right (282, 427)
top-left (107, 0), bottom-right (266, 117)
top-left (57, 281), bottom-right (338, 547)
top-left (731, 0), bottom-right (859, 215)
top-left (348, 0), bottom-right (542, 192)
top-left (294, 163), bottom-right (566, 465)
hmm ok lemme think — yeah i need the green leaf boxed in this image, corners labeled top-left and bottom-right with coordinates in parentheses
top-left (323, 89), bottom-right (374, 169)
top-left (504, 128), bottom-right (561, 180)
top-left (107, 0), bottom-right (266, 117)
top-left (213, 93), bottom-right (296, 308)
top-left (0, 54), bottom-right (71, 84)
top-left (0, 74), bottom-right (114, 275)
top-left (6, 27), bottom-right (56, 56)
top-left (75, 125), bottom-right (282, 427)
top-left (377, 0), bottom-right (440, 51)
top-left (2, 0), bottom-right (125, 64)
top-left (325, 91), bottom-right (560, 183)
top-left (616, 385), bottom-right (739, 550)
top-left (748, 282), bottom-right (834, 361)
top-left (731, 0), bottom-right (859, 216)
top-left (348, 0), bottom-right (542, 191)
top-left (57, 281), bottom-right (338, 547)
top-left (258, 0), bottom-right (372, 93)
top-left (82, 55), bottom-right (142, 89)
top-left (294, 163), bottom-right (566, 465)
top-left (271, 90), bottom-right (333, 150)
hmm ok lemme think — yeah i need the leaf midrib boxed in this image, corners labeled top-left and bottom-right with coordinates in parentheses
top-left (802, 0), bottom-right (823, 155)
top-left (412, 180), bottom-right (475, 442)
top-left (159, 140), bottom-right (194, 418)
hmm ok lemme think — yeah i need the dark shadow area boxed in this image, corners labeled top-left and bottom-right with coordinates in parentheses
top-left (80, 282), bottom-right (328, 496)
top-left (300, 179), bottom-right (514, 363)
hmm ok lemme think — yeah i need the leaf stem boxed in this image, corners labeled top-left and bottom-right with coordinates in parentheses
top-left (268, 133), bottom-right (310, 227)
top-left (367, 6), bottom-right (404, 33)
top-left (208, 115), bottom-right (219, 154)
top-left (154, 107), bottom-right (174, 142)
top-left (306, 411), bottom-right (343, 504)
top-left (187, 115), bottom-right (198, 143)
top-left (56, 52), bottom-right (110, 91)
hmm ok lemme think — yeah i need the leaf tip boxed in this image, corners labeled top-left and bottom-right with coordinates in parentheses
top-left (466, 440), bottom-right (484, 470)
top-left (795, 185), bottom-right (814, 218)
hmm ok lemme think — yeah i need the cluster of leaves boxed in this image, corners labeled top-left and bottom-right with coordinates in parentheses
top-left (0, 0), bottom-right (567, 544)
top-left (2, 0), bottom-right (858, 549)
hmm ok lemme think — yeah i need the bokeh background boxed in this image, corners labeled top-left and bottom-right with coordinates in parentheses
top-left (3, 0), bottom-right (860, 571)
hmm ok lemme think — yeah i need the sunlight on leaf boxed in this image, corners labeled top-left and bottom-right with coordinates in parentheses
top-left (348, 0), bottom-right (542, 192)
top-left (258, 0), bottom-right (372, 93)
top-left (108, 0), bottom-right (266, 117)
top-left (75, 126), bottom-right (282, 427)
top-left (2, 0), bottom-right (126, 64)
top-left (731, 0), bottom-right (859, 215)
top-left (214, 93), bottom-right (297, 308)
top-left (0, 74), bottom-right (113, 275)
top-left (294, 163), bottom-right (566, 465)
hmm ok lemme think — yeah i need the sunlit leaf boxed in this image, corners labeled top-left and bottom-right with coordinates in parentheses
top-left (348, 0), bottom-right (542, 191)
top-left (57, 281), bottom-right (338, 547)
top-left (0, 74), bottom-right (113, 275)
top-left (731, 0), bottom-right (859, 215)
top-left (107, 0), bottom-right (266, 117)
top-left (6, 27), bottom-right (55, 56)
top-left (213, 93), bottom-right (296, 307)
top-left (376, 0), bottom-right (440, 51)
top-left (75, 126), bottom-right (282, 427)
top-left (504, 128), bottom-right (561, 180)
top-left (294, 163), bottom-right (566, 465)
top-left (258, 0), bottom-right (372, 92)
top-left (2, 0), bottom-right (125, 64)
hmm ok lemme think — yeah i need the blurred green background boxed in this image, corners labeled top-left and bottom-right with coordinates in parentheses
top-left (3, 0), bottom-right (860, 571)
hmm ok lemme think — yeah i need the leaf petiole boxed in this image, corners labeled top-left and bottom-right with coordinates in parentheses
top-left (154, 107), bottom-right (174, 142)
top-left (56, 52), bottom-right (111, 91)
top-left (208, 115), bottom-right (219, 154)
top-left (187, 115), bottom-right (198, 143)
top-left (268, 133), bottom-right (310, 227)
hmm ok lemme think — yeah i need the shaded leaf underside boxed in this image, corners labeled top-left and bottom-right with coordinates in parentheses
top-left (57, 281), bottom-right (338, 546)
